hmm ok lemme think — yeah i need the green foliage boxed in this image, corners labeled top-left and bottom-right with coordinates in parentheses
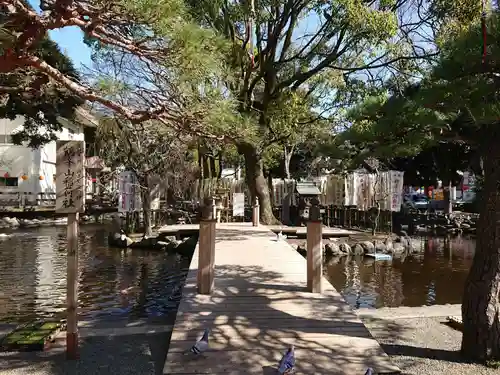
top-left (96, 117), bottom-right (196, 180)
top-left (0, 37), bottom-right (82, 148)
top-left (86, 0), bottom-right (240, 141)
top-left (337, 11), bottom-right (500, 179)
top-left (185, 0), bottom-right (435, 167)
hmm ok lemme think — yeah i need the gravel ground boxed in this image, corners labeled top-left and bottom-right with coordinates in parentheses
top-left (1, 309), bottom-right (498, 375)
top-left (0, 321), bottom-right (173, 375)
top-left (363, 315), bottom-right (499, 375)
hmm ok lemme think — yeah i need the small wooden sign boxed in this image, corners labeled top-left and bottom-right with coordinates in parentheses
top-left (56, 141), bottom-right (85, 213)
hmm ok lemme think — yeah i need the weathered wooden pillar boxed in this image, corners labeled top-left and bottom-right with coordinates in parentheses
top-left (252, 197), bottom-right (260, 227)
top-left (66, 212), bottom-right (79, 359)
top-left (198, 198), bottom-right (216, 294)
top-left (307, 198), bottom-right (322, 293)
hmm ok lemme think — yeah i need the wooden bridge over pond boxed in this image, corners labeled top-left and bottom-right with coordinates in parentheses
top-left (162, 222), bottom-right (400, 374)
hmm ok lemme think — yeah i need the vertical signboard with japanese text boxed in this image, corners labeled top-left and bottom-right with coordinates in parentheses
top-left (56, 141), bottom-right (86, 213)
top-left (118, 171), bottom-right (141, 212)
top-left (389, 171), bottom-right (405, 212)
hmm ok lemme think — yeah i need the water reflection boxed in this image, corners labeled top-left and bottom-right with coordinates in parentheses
top-left (0, 225), bottom-right (191, 324)
top-left (325, 236), bottom-right (475, 309)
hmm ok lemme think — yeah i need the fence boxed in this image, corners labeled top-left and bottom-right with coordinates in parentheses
top-left (191, 171), bottom-right (404, 211)
top-left (0, 191), bottom-right (57, 208)
top-left (0, 191), bottom-right (96, 209)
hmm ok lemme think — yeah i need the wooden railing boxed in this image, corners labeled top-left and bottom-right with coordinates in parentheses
top-left (0, 191), bottom-right (95, 209)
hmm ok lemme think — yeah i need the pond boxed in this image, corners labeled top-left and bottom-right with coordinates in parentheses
top-left (324, 236), bottom-right (475, 309)
top-left (0, 225), bottom-right (191, 324)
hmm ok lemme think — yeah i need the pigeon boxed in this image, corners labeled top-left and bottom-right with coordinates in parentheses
top-left (188, 328), bottom-right (210, 355)
top-left (277, 345), bottom-right (295, 374)
top-left (364, 368), bottom-right (374, 375)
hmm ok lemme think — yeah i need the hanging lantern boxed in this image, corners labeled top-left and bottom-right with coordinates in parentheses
top-left (3, 172), bottom-right (9, 178)
top-left (39, 175), bottom-right (44, 181)
top-left (21, 174), bottom-right (28, 181)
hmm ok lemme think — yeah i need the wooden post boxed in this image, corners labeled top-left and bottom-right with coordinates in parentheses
top-left (55, 140), bottom-right (85, 361)
top-left (211, 196), bottom-right (217, 221)
top-left (307, 198), bottom-right (322, 293)
top-left (66, 212), bottom-right (79, 359)
top-left (252, 197), bottom-right (259, 227)
top-left (198, 199), bottom-right (216, 294)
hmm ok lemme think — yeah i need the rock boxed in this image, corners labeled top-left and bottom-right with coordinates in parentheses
top-left (360, 241), bottom-right (375, 254)
top-left (392, 242), bottom-right (406, 255)
top-left (374, 240), bottom-right (386, 253)
top-left (158, 234), bottom-right (177, 242)
top-left (108, 232), bottom-right (134, 248)
top-left (408, 238), bottom-right (422, 253)
top-left (339, 243), bottom-right (352, 255)
top-left (384, 238), bottom-right (394, 252)
top-left (2, 217), bottom-right (19, 227)
top-left (176, 236), bottom-right (198, 255)
top-left (396, 236), bottom-right (410, 249)
top-left (352, 243), bottom-right (364, 255)
top-left (130, 236), bottom-right (159, 249)
top-left (165, 240), bottom-right (183, 252)
top-left (324, 243), bottom-right (342, 256)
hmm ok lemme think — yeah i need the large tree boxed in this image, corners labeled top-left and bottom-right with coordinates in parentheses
top-left (341, 8), bottom-right (500, 362)
top-left (184, 0), bottom-right (440, 223)
top-left (96, 117), bottom-right (197, 235)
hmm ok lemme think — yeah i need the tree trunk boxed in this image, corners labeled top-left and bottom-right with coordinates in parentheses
top-left (461, 129), bottom-right (500, 362)
top-left (210, 156), bottom-right (217, 178)
top-left (284, 145), bottom-right (293, 179)
top-left (238, 142), bottom-right (277, 225)
top-left (140, 175), bottom-right (153, 237)
top-left (217, 152), bottom-right (223, 179)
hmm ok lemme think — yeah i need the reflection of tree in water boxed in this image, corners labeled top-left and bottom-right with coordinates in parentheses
top-left (325, 236), bottom-right (477, 308)
top-left (396, 237), bottom-right (473, 306)
top-left (372, 261), bottom-right (404, 308)
top-left (0, 235), bottom-right (38, 322)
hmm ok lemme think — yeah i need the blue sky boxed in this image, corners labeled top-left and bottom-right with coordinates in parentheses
top-left (28, 0), bottom-right (91, 68)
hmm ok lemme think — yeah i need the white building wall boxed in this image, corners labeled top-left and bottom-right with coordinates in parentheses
top-left (0, 116), bottom-right (84, 194)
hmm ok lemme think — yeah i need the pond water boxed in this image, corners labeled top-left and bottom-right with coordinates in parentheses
top-left (324, 236), bottom-right (475, 309)
top-left (0, 225), bottom-right (191, 324)
top-left (0, 225), bottom-right (476, 322)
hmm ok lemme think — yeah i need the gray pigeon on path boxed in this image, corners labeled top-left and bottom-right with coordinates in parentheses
top-left (187, 328), bottom-right (210, 356)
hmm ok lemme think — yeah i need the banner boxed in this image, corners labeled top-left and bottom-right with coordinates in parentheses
top-left (232, 193), bottom-right (245, 217)
top-left (118, 171), bottom-right (141, 213)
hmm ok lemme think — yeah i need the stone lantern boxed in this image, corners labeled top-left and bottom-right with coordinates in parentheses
top-left (296, 182), bottom-right (322, 226)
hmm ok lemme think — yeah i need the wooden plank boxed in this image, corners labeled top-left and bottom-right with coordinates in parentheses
top-left (165, 346), bottom-right (398, 374)
top-left (163, 223), bottom-right (399, 375)
top-left (158, 222), bottom-right (358, 237)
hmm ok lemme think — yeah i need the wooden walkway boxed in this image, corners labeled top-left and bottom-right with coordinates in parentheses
top-left (158, 223), bottom-right (357, 237)
top-left (163, 223), bottom-right (400, 374)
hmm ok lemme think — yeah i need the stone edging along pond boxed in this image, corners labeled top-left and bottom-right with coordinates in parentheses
top-left (292, 234), bottom-right (425, 257)
top-left (0, 214), bottom-right (116, 229)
